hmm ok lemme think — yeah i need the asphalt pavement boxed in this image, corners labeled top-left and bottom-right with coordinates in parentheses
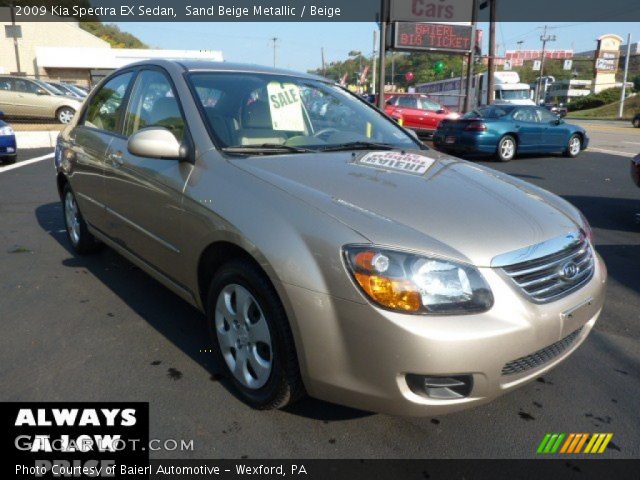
top-left (0, 138), bottom-right (638, 459)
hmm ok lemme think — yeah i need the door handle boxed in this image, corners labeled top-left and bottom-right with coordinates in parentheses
top-left (108, 151), bottom-right (124, 166)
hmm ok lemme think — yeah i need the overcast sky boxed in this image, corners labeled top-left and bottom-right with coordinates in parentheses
top-left (115, 22), bottom-right (640, 72)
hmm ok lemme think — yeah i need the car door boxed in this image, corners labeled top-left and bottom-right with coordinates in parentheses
top-left (0, 78), bottom-right (20, 116)
top-left (536, 107), bottom-right (567, 151)
top-left (68, 71), bottom-right (136, 233)
top-left (103, 68), bottom-right (191, 286)
top-left (16, 79), bottom-right (53, 117)
top-left (393, 96), bottom-right (423, 129)
top-left (511, 108), bottom-right (544, 151)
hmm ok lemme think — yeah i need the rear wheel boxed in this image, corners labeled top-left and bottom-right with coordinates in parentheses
top-left (57, 107), bottom-right (75, 124)
top-left (62, 184), bottom-right (101, 254)
top-left (564, 134), bottom-right (582, 158)
top-left (206, 259), bottom-right (304, 409)
top-left (497, 135), bottom-right (516, 162)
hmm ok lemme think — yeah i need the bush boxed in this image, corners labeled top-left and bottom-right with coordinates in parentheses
top-left (568, 87), bottom-right (622, 111)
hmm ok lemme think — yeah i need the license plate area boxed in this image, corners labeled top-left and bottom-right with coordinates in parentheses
top-left (560, 296), bottom-right (596, 336)
top-left (445, 136), bottom-right (456, 144)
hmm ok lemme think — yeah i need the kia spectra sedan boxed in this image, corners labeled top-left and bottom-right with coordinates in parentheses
top-left (54, 60), bottom-right (607, 416)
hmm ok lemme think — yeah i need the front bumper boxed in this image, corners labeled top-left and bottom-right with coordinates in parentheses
top-left (283, 252), bottom-right (607, 416)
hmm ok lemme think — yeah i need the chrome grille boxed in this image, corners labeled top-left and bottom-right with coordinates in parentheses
top-left (502, 327), bottom-right (583, 376)
top-left (502, 236), bottom-right (594, 303)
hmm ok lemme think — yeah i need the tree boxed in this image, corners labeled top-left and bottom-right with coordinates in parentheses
top-left (80, 22), bottom-right (148, 49)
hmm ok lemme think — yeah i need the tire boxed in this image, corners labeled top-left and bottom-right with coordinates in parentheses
top-left (57, 107), bottom-right (75, 124)
top-left (61, 184), bottom-right (101, 254)
top-left (564, 134), bottom-right (582, 158)
top-left (206, 258), bottom-right (304, 410)
top-left (633, 118), bottom-right (640, 128)
top-left (1, 155), bottom-right (16, 165)
top-left (496, 135), bottom-right (517, 162)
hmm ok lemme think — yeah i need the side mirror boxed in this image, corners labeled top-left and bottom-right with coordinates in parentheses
top-left (36, 88), bottom-right (48, 95)
top-left (127, 127), bottom-right (186, 160)
top-left (554, 118), bottom-right (564, 125)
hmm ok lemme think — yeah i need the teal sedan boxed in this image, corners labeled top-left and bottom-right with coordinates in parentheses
top-left (433, 105), bottom-right (588, 162)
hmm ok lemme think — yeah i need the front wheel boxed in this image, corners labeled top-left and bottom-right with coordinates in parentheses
top-left (564, 134), bottom-right (582, 158)
top-left (57, 107), bottom-right (75, 124)
top-left (497, 135), bottom-right (517, 162)
top-left (206, 259), bottom-right (304, 410)
top-left (1, 155), bottom-right (16, 165)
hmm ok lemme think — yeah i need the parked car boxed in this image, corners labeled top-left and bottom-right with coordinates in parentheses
top-left (47, 81), bottom-right (86, 99)
top-left (55, 60), bottom-right (606, 416)
top-left (631, 153), bottom-right (640, 188)
top-left (632, 113), bottom-right (640, 128)
top-left (385, 93), bottom-right (460, 137)
top-left (0, 76), bottom-right (82, 124)
top-left (434, 105), bottom-right (588, 162)
top-left (0, 112), bottom-right (16, 164)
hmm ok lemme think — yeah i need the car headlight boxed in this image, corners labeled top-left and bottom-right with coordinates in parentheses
top-left (343, 245), bottom-right (493, 315)
top-left (0, 126), bottom-right (14, 136)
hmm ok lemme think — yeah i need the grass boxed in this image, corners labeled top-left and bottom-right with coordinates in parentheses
top-left (567, 94), bottom-right (640, 120)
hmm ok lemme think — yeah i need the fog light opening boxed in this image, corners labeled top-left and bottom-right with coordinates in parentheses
top-left (406, 374), bottom-right (473, 400)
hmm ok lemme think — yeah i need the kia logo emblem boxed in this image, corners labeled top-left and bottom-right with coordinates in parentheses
top-left (560, 262), bottom-right (579, 280)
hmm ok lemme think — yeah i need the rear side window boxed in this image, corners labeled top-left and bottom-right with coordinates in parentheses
top-left (123, 70), bottom-right (185, 142)
top-left (84, 72), bottom-right (134, 133)
top-left (397, 96), bottom-right (417, 108)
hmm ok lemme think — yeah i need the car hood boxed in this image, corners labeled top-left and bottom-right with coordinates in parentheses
top-left (231, 149), bottom-right (581, 267)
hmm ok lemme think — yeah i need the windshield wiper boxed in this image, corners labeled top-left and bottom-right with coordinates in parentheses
top-left (221, 143), bottom-right (314, 155)
top-left (318, 141), bottom-right (396, 152)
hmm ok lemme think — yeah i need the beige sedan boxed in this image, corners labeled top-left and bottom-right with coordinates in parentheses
top-left (54, 60), bottom-right (606, 416)
top-left (0, 76), bottom-right (81, 123)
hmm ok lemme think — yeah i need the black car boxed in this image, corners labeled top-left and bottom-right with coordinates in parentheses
top-left (632, 113), bottom-right (640, 128)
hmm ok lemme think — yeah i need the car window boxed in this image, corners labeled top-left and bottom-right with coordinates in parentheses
top-left (416, 98), bottom-right (441, 111)
top-left (188, 72), bottom-right (417, 150)
top-left (513, 108), bottom-right (536, 123)
top-left (123, 70), bottom-right (185, 142)
top-left (84, 72), bottom-right (134, 133)
top-left (0, 78), bottom-right (13, 91)
top-left (14, 80), bottom-right (40, 94)
top-left (535, 107), bottom-right (558, 123)
top-left (397, 96), bottom-right (417, 108)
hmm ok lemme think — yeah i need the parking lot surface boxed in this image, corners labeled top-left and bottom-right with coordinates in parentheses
top-left (0, 145), bottom-right (638, 459)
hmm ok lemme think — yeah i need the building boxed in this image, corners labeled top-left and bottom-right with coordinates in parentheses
top-left (1, 12), bottom-right (223, 86)
top-left (35, 47), bottom-right (224, 85)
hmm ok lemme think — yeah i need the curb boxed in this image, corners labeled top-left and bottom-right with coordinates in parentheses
top-left (15, 131), bottom-right (59, 149)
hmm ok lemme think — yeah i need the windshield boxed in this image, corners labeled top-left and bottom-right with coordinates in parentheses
top-left (34, 80), bottom-right (62, 95)
top-left (498, 89), bottom-right (530, 100)
top-left (188, 72), bottom-right (418, 151)
top-left (417, 98), bottom-right (442, 111)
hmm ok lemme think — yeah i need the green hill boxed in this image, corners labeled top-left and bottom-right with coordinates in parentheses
top-left (80, 22), bottom-right (147, 49)
top-left (567, 94), bottom-right (640, 120)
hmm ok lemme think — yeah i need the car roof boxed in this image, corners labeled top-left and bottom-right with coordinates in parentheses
top-left (123, 59), bottom-right (329, 83)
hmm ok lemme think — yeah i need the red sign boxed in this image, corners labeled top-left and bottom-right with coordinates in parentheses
top-left (394, 22), bottom-right (473, 53)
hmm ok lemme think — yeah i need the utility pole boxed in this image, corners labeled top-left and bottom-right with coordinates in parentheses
top-left (377, 0), bottom-right (389, 109)
top-left (618, 33), bottom-right (632, 119)
top-left (321, 47), bottom-right (326, 77)
top-left (10, 3), bottom-right (22, 74)
top-left (271, 37), bottom-right (278, 68)
top-left (372, 30), bottom-right (378, 94)
top-left (486, 0), bottom-right (496, 105)
top-left (463, 0), bottom-right (478, 112)
top-left (536, 26), bottom-right (556, 104)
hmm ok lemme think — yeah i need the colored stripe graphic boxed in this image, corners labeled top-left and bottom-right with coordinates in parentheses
top-left (537, 433), bottom-right (613, 454)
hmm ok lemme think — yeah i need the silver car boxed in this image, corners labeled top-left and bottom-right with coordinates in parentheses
top-left (54, 60), bottom-right (607, 415)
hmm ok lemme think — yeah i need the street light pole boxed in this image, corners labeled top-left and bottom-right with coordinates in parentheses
top-left (536, 26), bottom-right (556, 104)
top-left (618, 33), bottom-right (632, 119)
top-left (271, 37), bottom-right (278, 68)
top-left (372, 30), bottom-right (377, 94)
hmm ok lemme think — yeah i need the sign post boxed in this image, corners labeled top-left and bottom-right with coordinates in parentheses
top-left (377, 0), bottom-right (389, 109)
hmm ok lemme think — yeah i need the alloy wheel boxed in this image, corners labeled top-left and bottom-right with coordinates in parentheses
top-left (58, 108), bottom-right (74, 124)
top-left (569, 137), bottom-right (581, 156)
top-left (500, 138), bottom-right (515, 160)
top-left (215, 284), bottom-right (273, 390)
top-left (64, 191), bottom-right (80, 245)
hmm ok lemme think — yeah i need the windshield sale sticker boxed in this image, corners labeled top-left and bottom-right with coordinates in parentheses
top-left (356, 152), bottom-right (435, 176)
top-left (267, 82), bottom-right (305, 131)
